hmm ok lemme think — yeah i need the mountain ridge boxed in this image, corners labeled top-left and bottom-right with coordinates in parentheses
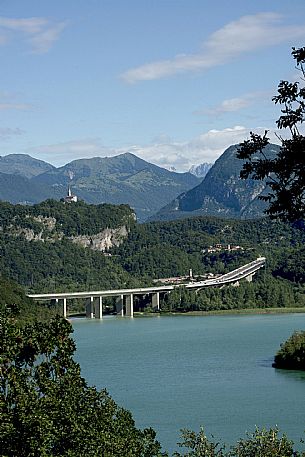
top-left (0, 153), bottom-right (54, 178)
top-left (0, 152), bottom-right (200, 221)
top-left (151, 143), bottom-right (280, 221)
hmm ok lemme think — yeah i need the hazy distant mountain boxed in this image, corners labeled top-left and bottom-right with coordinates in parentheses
top-left (32, 153), bottom-right (200, 221)
top-left (0, 154), bottom-right (54, 179)
top-left (151, 144), bottom-right (280, 222)
top-left (0, 172), bottom-right (54, 204)
top-left (189, 163), bottom-right (213, 178)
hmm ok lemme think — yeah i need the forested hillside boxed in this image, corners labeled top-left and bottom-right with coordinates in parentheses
top-left (113, 216), bottom-right (305, 311)
top-left (0, 200), bottom-right (139, 296)
top-left (0, 200), bottom-right (304, 315)
top-left (0, 276), bottom-right (57, 323)
top-left (0, 199), bottom-right (135, 236)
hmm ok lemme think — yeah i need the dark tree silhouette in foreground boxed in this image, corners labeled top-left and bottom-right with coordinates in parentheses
top-left (237, 47), bottom-right (305, 223)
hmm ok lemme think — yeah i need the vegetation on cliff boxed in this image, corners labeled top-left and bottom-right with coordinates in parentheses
top-left (0, 199), bottom-right (135, 237)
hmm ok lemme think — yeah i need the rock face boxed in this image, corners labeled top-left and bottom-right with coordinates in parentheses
top-left (151, 143), bottom-right (280, 221)
top-left (2, 215), bottom-right (129, 252)
top-left (189, 163), bottom-right (213, 178)
top-left (70, 226), bottom-right (128, 251)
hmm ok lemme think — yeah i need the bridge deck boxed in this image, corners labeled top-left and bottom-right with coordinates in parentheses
top-left (28, 258), bottom-right (266, 301)
top-left (28, 285), bottom-right (174, 301)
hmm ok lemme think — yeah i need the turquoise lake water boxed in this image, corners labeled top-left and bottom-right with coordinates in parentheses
top-left (73, 314), bottom-right (305, 453)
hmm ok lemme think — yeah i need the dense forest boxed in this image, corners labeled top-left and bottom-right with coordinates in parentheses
top-left (0, 200), bottom-right (304, 317)
top-left (113, 216), bottom-right (305, 311)
top-left (0, 199), bottom-right (135, 237)
top-left (0, 236), bottom-right (140, 293)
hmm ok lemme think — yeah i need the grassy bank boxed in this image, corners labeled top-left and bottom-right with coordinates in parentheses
top-left (136, 307), bottom-right (305, 317)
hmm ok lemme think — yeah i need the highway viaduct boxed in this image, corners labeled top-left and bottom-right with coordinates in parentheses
top-left (28, 257), bottom-right (265, 318)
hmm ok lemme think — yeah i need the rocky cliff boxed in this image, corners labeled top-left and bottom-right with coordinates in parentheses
top-left (151, 143), bottom-right (280, 221)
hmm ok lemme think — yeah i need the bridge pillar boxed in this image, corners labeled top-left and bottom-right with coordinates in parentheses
top-left (94, 296), bottom-right (103, 319)
top-left (62, 298), bottom-right (67, 318)
top-left (246, 274), bottom-right (254, 282)
top-left (116, 294), bottom-right (124, 316)
top-left (86, 297), bottom-right (94, 318)
top-left (151, 292), bottom-right (160, 310)
top-left (125, 294), bottom-right (134, 317)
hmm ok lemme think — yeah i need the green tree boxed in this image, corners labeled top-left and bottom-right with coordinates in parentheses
top-left (0, 310), bottom-right (165, 457)
top-left (173, 427), bottom-right (304, 457)
top-left (230, 428), bottom-right (300, 457)
top-left (173, 428), bottom-right (225, 457)
top-left (237, 47), bottom-right (305, 222)
top-left (273, 330), bottom-right (305, 370)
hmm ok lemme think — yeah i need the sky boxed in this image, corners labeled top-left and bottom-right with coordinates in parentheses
top-left (0, 0), bottom-right (305, 171)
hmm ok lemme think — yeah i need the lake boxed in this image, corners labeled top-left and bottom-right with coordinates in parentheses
top-left (73, 313), bottom-right (305, 453)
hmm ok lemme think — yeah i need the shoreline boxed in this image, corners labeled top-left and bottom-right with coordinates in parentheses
top-left (68, 307), bottom-right (305, 319)
top-left (136, 307), bottom-right (305, 317)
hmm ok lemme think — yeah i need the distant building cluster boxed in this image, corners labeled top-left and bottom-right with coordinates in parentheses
top-left (202, 243), bottom-right (244, 254)
top-left (153, 269), bottom-right (216, 285)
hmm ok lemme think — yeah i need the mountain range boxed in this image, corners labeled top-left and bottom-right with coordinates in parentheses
top-left (0, 153), bottom-right (200, 221)
top-left (152, 143), bottom-right (280, 221)
top-left (0, 144), bottom-right (280, 222)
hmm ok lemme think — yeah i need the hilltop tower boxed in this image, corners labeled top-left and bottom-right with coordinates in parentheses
top-left (64, 185), bottom-right (78, 203)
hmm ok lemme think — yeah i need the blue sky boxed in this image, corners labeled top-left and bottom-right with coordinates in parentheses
top-left (0, 0), bottom-right (305, 171)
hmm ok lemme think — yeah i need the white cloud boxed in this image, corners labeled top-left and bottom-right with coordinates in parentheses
top-left (0, 16), bottom-right (67, 53)
top-left (28, 139), bottom-right (115, 165)
top-left (27, 126), bottom-right (280, 171)
top-left (0, 92), bottom-right (33, 111)
top-left (29, 21), bottom-right (67, 54)
top-left (195, 91), bottom-right (270, 117)
top-left (0, 127), bottom-right (24, 140)
top-left (121, 13), bottom-right (305, 83)
top-left (129, 126), bottom-right (264, 170)
top-left (0, 103), bottom-right (32, 111)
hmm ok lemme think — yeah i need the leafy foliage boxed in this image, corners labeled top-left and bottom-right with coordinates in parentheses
top-left (173, 428), bottom-right (225, 457)
top-left (273, 330), bottom-right (305, 370)
top-left (237, 47), bottom-right (305, 222)
top-left (0, 276), bottom-right (56, 324)
top-left (0, 311), bottom-right (165, 457)
top-left (0, 236), bottom-right (139, 293)
top-left (162, 276), bottom-right (304, 313)
top-left (173, 427), bottom-right (304, 457)
top-left (0, 199), bottom-right (135, 237)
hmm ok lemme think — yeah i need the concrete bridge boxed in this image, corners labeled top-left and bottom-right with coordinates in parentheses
top-left (28, 285), bottom-right (174, 319)
top-left (28, 257), bottom-right (265, 318)
top-left (186, 257), bottom-right (266, 290)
